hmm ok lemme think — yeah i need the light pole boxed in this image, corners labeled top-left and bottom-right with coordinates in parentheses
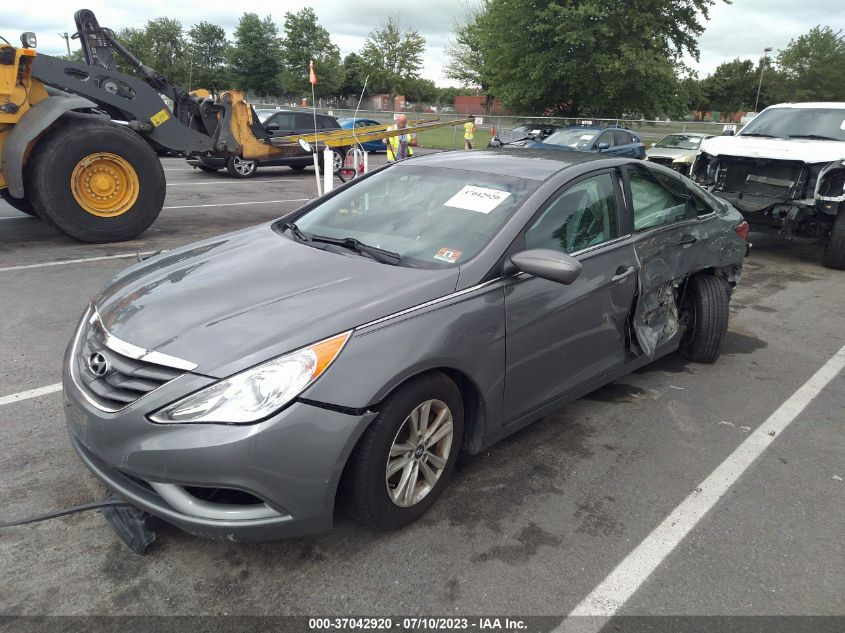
top-left (59, 32), bottom-right (72, 59)
top-left (754, 46), bottom-right (773, 114)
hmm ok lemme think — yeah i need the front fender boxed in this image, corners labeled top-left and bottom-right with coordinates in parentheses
top-left (1, 93), bottom-right (97, 198)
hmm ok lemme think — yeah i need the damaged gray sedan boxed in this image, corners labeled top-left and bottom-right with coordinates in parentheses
top-left (64, 149), bottom-right (749, 541)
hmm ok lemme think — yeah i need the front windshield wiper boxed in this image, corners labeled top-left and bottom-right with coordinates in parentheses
top-left (788, 134), bottom-right (841, 141)
top-left (309, 234), bottom-right (401, 265)
top-left (739, 132), bottom-right (779, 138)
top-left (282, 220), bottom-right (310, 242)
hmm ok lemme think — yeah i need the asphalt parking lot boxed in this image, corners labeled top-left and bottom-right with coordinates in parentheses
top-left (1, 154), bottom-right (843, 624)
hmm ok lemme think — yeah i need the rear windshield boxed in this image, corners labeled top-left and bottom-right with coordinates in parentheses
top-left (741, 107), bottom-right (845, 141)
top-left (290, 165), bottom-right (538, 268)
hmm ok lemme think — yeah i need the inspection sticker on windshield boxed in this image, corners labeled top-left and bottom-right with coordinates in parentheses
top-left (444, 185), bottom-right (511, 214)
top-left (434, 248), bottom-right (462, 263)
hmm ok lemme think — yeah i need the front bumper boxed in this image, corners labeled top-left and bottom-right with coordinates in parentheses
top-left (63, 365), bottom-right (376, 541)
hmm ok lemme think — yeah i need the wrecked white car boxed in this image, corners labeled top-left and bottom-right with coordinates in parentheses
top-left (691, 102), bottom-right (845, 268)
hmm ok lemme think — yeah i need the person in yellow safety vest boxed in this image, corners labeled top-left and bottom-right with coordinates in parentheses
top-left (464, 120), bottom-right (476, 150)
top-left (384, 114), bottom-right (416, 162)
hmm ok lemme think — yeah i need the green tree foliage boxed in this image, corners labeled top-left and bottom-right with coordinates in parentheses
top-left (229, 13), bottom-right (281, 95)
top-left (699, 58), bottom-right (759, 114)
top-left (341, 52), bottom-right (368, 100)
top-left (187, 22), bottom-right (230, 92)
top-left (475, 0), bottom-right (716, 116)
top-left (444, 5), bottom-right (495, 113)
top-left (404, 77), bottom-right (439, 104)
top-left (360, 18), bottom-right (426, 104)
top-left (774, 26), bottom-right (845, 102)
top-left (278, 7), bottom-right (343, 99)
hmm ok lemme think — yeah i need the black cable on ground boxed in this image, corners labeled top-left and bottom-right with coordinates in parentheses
top-left (0, 499), bottom-right (132, 528)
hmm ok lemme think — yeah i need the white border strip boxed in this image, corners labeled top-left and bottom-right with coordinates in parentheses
top-left (565, 342), bottom-right (845, 624)
top-left (0, 383), bottom-right (62, 407)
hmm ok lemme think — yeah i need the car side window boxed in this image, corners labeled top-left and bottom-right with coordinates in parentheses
top-left (596, 132), bottom-right (614, 148)
top-left (613, 130), bottom-right (630, 146)
top-left (268, 113), bottom-right (294, 130)
top-left (628, 168), bottom-right (690, 231)
top-left (319, 115), bottom-right (340, 129)
top-left (524, 173), bottom-right (620, 254)
top-left (687, 183), bottom-right (718, 216)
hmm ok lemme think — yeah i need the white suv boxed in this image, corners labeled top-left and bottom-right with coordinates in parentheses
top-left (691, 102), bottom-right (845, 268)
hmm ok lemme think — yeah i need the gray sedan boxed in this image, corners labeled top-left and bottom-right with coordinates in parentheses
top-left (647, 133), bottom-right (714, 175)
top-left (63, 149), bottom-right (749, 541)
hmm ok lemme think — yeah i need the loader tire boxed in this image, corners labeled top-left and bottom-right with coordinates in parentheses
top-left (0, 188), bottom-right (37, 217)
top-left (27, 120), bottom-right (165, 243)
top-left (822, 210), bottom-right (845, 270)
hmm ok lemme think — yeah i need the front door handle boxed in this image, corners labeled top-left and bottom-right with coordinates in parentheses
top-left (611, 265), bottom-right (635, 283)
top-left (679, 234), bottom-right (698, 245)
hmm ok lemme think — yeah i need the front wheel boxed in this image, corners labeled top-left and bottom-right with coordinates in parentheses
top-left (822, 210), bottom-right (845, 269)
top-left (678, 274), bottom-right (730, 363)
top-left (340, 372), bottom-right (464, 530)
top-left (226, 156), bottom-right (258, 178)
top-left (26, 120), bottom-right (165, 243)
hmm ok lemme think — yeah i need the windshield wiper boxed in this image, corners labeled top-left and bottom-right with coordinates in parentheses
top-left (788, 134), bottom-right (840, 141)
top-left (308, 235), bottom-right (401, 265)
top-left (282, 220), bottom-right (310, 242)
top-left (739, 132), bottom-right (779, 138)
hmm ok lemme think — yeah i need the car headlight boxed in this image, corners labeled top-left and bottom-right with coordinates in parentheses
top-left (672, 155), bottom-right (693, 165)
top-left (149, 331), bottom-right (351, 424)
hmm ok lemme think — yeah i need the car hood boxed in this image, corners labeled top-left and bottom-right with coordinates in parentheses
top-left (93, 224), bottom-right (459, 378)
top-left (647, 147), bottom-right (694, 161)
top-left (699, 135), bottom-right (845, 163)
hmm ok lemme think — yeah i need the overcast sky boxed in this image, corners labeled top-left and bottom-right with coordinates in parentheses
top-left (2, 0), bottom-right (842, 87)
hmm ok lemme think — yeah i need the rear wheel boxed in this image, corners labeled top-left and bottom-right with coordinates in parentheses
top-left (226, 156), bottom-right (257, 178)
top-left (341, 372), bottom-right (464, 530)
top-left (822, 210), bottom-right (845, 269)
top-left (319, 147), bottom-right (346, 174)
top-left (678, 274), bottom-right (731, 363)
top-left (27, 120), bottom-right (165, 243)
top-left (0, 188), bottom-right (37, 217)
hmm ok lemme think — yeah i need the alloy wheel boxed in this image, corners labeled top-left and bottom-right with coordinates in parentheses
top-left (233, 157), bottom-right (256, 176)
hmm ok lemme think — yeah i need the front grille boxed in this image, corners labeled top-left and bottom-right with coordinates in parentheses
top-left (74, 311), bottom-right (191, 411)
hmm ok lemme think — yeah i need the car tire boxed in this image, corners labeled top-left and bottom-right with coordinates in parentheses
top-left (226, 156), bottom-right (258, 178)
top-left (821, 209), bottom-right (845, 269)
top-left (319, 148), bottom-right (346, 174)
top-left (196, 165), bottom-right (219, 173)
top-left (678, 274), bottom-right (730, 364)
top-left (340, 371), bottom-right (464, 530)
top-left (0, 188), bottom-right (37, 217)
top-left (27, 119), bottom-right (164, 243)
top-left (289, 164), bottom-right (307, 171)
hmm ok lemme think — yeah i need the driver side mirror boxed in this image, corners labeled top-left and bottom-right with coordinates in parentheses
top-left (597, 142), bottom-right (610, 151)
top-left (265, 124), bottom-right (280, 132)
top-left (509, 249), bottom-right (582, 285)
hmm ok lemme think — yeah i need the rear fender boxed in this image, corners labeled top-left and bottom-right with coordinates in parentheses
top-left (1, 94), bottom-right (97, 198)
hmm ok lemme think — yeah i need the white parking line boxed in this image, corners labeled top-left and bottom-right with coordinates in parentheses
top-left (163, 198), bottom-right (307, 210)
top-left (562, 342), bottom-right (845, 627)
top-left (0, 252), bottom-right (155, 272)
top-left (0, 383), bottom-right (62, 407)
top-left (167, 178), bottom-right (305, 186)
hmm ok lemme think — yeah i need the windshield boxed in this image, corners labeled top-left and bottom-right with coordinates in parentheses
top-left (290, 165), bottom-right (537, 268)
top-left (255, 110), bottom-right (278, 123)
top-left (740, 107), bottom-right (845, 141)
top-left (543, 128), bottom-right (598, 149)
top-left (655, 134), bottom-right (705, 150)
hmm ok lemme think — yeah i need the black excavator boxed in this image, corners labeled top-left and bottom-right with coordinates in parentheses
top-left (0, 9), bottom-right (467, 242)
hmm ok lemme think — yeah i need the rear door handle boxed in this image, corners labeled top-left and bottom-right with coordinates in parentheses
top-left (679, 234), bottom-right (697, 245)
top-left (612, 266), bottom-right (635, 282)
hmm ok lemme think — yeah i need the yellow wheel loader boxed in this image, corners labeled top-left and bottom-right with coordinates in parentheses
top-left (0, 10), bottom-right (469, 243)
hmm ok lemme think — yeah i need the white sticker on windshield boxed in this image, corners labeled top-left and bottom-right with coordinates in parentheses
top-left (444, 185), bottom-right (512, 214)
top-left (580, 134), bottom-right (595, 140)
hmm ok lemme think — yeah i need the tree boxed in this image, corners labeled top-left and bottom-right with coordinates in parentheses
top-left (278, 7), bottom-right (343, 99)
top-left (340, 53), bottom-right (368, 101)
top-left (444, 5), bottom-right (495, 113)
top-left (475, 0), bottom-right (717, 116)
top-left (404, 77), bottom-right (439, 104)
top-left (775, 26), bottom-right (845, 102)
top-left (229, 13), bottom-right (281, 95)
top-left (187, 22), bottom-right (230, 92)
top-left (360, 18), bottom-right (426, 105)
top-left (699, 59), bottom-right (758, 115)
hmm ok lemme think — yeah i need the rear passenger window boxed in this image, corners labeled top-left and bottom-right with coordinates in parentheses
top-left (525, 173), bottom-right (620, 253)
top-left (629, 169), bottom-right (690, 230)
top-left (295, 113), bottom-right (314, 129)
top-left (268, 113), bottom-right (294, 129)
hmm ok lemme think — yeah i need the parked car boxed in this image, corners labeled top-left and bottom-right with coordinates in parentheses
top-left (646, 133), bottom-right (713, 175)
top-left (691, 102), bottom-right (845, 268)
top-left (64, 149), bottom-right (748, 541)
top-left (338, 117), bottom-right (386, 153)
top-left (187, 109), bottom-right (346, 178)
top-left (519, 125), bottom-right (646, 159)
top-left (487, 123), bottom-right (563, 147)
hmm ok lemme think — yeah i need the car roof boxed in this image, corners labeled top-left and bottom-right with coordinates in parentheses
top-left (407, 148), bottom-right (614, 181)
top-left (766, 102), bottom-right (845, 110)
